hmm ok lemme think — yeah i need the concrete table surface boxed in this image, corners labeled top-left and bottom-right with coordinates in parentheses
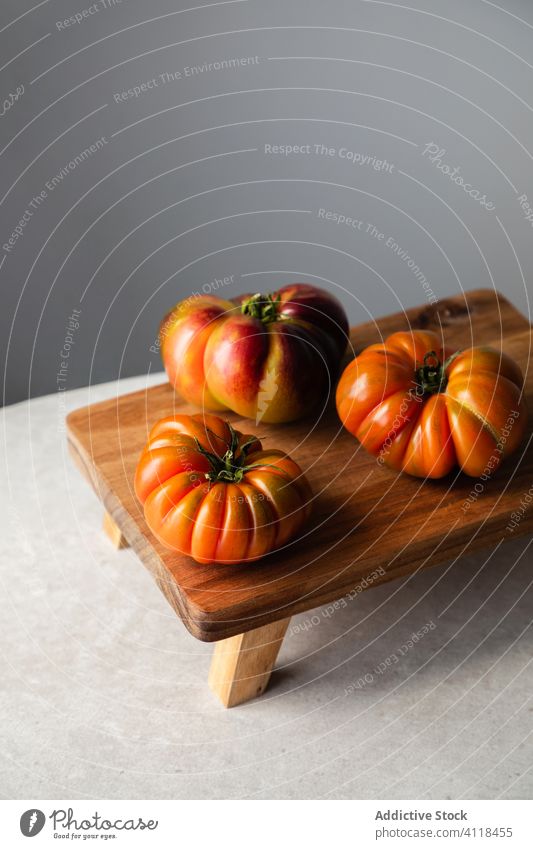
top-left (1, 375), bottom-right (532, 800)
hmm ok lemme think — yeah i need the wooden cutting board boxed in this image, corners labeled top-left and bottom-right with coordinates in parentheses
top-left (67, 289), bottom-right (533, 643)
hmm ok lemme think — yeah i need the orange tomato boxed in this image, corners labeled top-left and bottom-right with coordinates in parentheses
top-left (336, 329), bottom-right (528, 478)
top-left (134, 413), bottom-right (312, 564)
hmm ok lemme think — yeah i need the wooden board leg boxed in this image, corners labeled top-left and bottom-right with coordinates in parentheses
top-left (102, 511), bottom-right (129, 549)
top-left (208, 618), bottom-right (291, 708)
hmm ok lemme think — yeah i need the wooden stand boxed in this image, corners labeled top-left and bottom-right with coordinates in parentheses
top-left (67, 292), bottom-right (533, 710)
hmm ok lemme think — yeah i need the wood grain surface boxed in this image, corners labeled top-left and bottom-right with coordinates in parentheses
top-left (67, 289), bottom-right (533, 642)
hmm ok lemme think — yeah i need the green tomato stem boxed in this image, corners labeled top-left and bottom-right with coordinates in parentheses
top-left (241, 292), bottom-right (281, 323)
top-left (194, 423), bottom-right (262, 484)
top-left (194, 425), bottom-right (285, 485)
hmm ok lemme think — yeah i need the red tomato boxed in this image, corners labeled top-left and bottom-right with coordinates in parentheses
top-left (336, 329), bottom-right (528, 478)
top-left (159, 284), bottom-right (349, 423)
top-left (134, 413), bottom-right (312, 564)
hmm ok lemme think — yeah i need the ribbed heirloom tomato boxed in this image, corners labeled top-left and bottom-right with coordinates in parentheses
top-left (159, 284), bottom-right (349, 423)
top-left (134, 413), bottom-right (312, 564)
top-left (336, 329), bottom-right (528, 478)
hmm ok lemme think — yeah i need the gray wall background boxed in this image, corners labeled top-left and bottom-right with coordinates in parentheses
top-left (1, 0), bottom-right (532, 405)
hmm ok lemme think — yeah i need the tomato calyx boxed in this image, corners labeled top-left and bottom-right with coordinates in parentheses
top-left (416, 350), bottom-right (463, 395)
top-left (241, 292), bottom-right (281, 324)
top-left (194, 423), bottom-right (262, 484)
